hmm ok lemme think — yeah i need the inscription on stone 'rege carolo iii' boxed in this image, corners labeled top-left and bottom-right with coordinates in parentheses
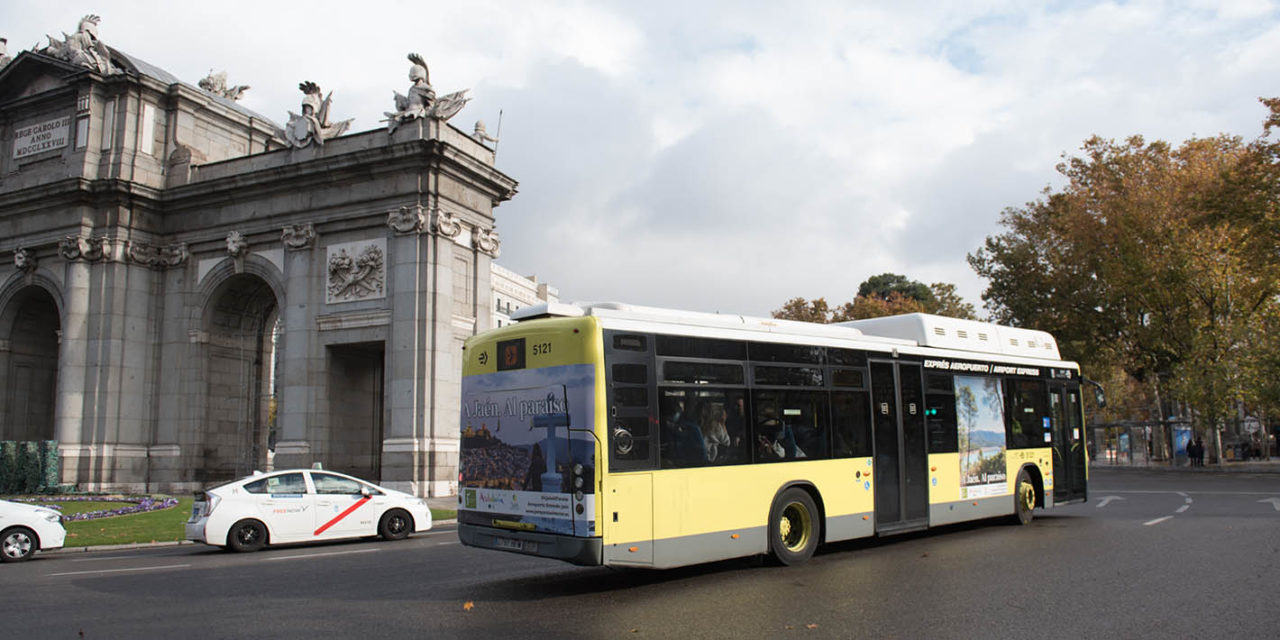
top-left (13, 117), bottom-right (71, 159)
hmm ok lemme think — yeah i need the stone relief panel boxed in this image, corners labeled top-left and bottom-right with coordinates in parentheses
top-left (326, 238), bottom-right (386, 304)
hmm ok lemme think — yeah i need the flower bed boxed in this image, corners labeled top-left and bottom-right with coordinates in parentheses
top-left (14, 496), bottom-right (180, 521)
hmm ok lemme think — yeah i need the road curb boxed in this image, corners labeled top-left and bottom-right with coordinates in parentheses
top-left (1093, 463), bottom-right (1280, 474)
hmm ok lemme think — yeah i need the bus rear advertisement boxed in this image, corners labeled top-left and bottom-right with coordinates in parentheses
top-left (457, 303), bottom-right (1090, 569)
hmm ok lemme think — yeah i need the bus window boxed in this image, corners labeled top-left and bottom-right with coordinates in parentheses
top-left (656, 335), bottom-right (747, 360)
top-left (611, 416), bottom-right (652, 465)
top-left (831, 390), bottom-right (871, 458)
top-left (753, 365), bottom-right (824, 387)
top-left (658, 388), bottom-right (748, 467)
top-left (662, 361), bottom-right (744, 385)
top-left (1006, 379), bottom-right (1049, 449)
top-left (751, 390), bottom-right (829, 461)
top-left (925, 373), bottom-right (958, 453)
top-left (749, 342), bottom-right (825, 364)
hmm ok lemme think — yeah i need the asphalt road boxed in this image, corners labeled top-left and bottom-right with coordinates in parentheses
top-left (6, 468), bottom-right (1279, 639)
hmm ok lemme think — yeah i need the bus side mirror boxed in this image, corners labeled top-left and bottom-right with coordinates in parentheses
top-left (1083, 378), bottom-right (1106, 409)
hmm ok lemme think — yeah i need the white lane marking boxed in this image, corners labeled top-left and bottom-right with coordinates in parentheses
top-left (1176, 505), bottom-right (1189, 513)
top-left (49, 563), bottom-right (191, 577)
top-left (434, 540), bottom-right (460, 546)
top-left (1176, 491), bottom-right (1188, 497)
top-left (1259, 498), bottom-right (1280, 511)
top-left (266, 548), bottom-right (381, 562)
top-left (1143, 516), bottom-right (1174, 526)
top-left (1096, 496), bottom-right (1125, 508)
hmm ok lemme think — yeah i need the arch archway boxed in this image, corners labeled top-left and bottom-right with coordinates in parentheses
top-left (200, 273), bottom-right (279, 481)
top-left (0, 286), bottom-right (61, 441)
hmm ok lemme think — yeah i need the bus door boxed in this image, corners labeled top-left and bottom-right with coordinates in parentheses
top-left (870, 361), bottom-right (929, 534)
top-left (1049, 383), bottom-right (1087, 504)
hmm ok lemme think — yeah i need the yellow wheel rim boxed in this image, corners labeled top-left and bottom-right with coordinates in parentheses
top-left (779, 501), bottom-right (812, 552)
top-left (1019, 480), bottom-right (1035, 511)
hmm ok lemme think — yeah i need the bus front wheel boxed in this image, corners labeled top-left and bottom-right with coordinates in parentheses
top-left (1012, 468), bottom-right (1036, 525)
top-left (768, 488), bottom-right (820, 566)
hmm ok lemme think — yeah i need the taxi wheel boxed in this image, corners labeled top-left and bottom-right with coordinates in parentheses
top-left (768, 488), bottom-right (820, 566)
top-left (378, 509), bottom-right (413, 541)
top-left (227, 519), bottom-right (268, 552)
top-left (1, 526), bottom-right (36, 563)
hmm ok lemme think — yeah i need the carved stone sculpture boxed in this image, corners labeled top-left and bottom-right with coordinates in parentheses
top-left (384, 53), bottom-right (470, 133)
top-left (285, 82), bottom-right (353, 148)
top-left (198, 70), bottom-right (250, 101)
top-left (328, 245), bottom-right (385, 301)
top-left (432, 209), bottom-right (462, 238)
top-left (387, 205), bottom-right (424, 234)
top-left (226, 231), bottom-right (249, 258)
top-left (0, 38), bottom-right (11, 72)
top-left (60, 236), bottom-right (107, 262)
top-left (474, 227), bottom-right (501, 257)
top-left (42, 15), bottom-right (118, 74)
top-left (14, 248), bottom-right (36, 274)
top-left (282, 223), bottom-right (316, 249)
top-left (472, 120), bottom-right (498, 146)
top-left (128, 241), bottom-right (189, 268)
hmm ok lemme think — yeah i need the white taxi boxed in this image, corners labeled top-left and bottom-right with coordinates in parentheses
top-left (185, 469), bottom-right (432, 552)
top-left (1, 499), bottom-right (67, 562)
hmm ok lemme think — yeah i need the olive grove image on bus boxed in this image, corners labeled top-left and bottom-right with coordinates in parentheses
top-left (457, 302), bottom-right (1091, 569)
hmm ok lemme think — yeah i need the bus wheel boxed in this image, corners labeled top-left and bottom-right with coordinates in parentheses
top-left (1012, 468), bottom-right (1036, 525)
top-left (769, 488), bottom-right (820, 566)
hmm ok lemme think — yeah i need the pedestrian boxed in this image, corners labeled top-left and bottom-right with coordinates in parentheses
top-left (1193, 437), bottom-right (1206, 467)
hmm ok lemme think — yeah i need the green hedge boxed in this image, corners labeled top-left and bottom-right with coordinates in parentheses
top-left (0, 440), bottom-right (59, 494)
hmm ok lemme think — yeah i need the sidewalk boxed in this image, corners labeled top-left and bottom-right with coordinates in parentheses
top-left (1090, 457), bottom-right (1280, 473)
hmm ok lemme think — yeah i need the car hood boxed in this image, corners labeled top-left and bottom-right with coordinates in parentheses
top-left (0, 499), bottom-right (60, 520)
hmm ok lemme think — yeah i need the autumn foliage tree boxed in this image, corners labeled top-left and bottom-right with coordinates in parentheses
top-left (773, 274), bottom-right (976, 323)
top-left (968, 98), bottom-right (1280, 459)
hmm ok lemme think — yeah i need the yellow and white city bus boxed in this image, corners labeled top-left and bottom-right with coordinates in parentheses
top-left (457, 302), bottom-right (1089, 568)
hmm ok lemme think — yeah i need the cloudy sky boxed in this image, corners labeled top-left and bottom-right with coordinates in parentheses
top-left (5, 1), bottom-right (1279, 317)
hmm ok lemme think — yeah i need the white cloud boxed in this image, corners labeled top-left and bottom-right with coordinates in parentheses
top-left (4, 0), bottom-right (1277, 318)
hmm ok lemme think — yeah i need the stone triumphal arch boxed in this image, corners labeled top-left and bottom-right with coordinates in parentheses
top-left (0, 17), bottom-right (517, 495)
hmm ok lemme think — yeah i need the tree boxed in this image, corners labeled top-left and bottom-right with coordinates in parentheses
top-left (773, 275), bottom-right (977, 323)
top-left (969, 99), bottom-right (1280, 461)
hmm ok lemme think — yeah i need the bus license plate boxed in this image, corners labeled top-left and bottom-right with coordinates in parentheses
top-left (495, 537), bottom-right (536, 553)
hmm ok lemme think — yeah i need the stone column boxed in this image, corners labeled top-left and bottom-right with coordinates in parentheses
top-left (382, 206), bottom-right (431, 495)
top-left (273, 243), bottom-right (315, 469)
top-left (54, 259), bottom-right (90, 485)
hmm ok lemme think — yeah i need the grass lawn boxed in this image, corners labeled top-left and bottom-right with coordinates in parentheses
top-left (6, 496), bottom-right (456, 547)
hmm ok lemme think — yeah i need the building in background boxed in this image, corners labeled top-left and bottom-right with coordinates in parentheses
top-left (491, 264), bottom-right (559, 328)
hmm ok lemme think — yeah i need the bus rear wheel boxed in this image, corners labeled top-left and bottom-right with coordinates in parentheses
top-left (768, 488), bottom-right (820, 566)
top-left (1012, 468), bottom-right (1036, 525)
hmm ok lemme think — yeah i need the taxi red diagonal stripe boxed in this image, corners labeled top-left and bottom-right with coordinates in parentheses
top-left (314, 496), bottom-right (371, 536)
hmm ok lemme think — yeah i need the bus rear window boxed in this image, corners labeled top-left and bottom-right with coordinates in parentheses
top-left (662, 361), bottom-right (744, 385)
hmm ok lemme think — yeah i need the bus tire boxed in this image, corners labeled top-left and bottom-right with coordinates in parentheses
top-left (1012, 467), bottom-right (1036, 525)
top-left (768, 487), bottom-right (820, 566)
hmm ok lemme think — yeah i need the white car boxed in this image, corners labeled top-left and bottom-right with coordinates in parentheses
top-left (185, 469), bottom-right (432, 552)
top-left (1, 499), bottom-right (67, 562)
